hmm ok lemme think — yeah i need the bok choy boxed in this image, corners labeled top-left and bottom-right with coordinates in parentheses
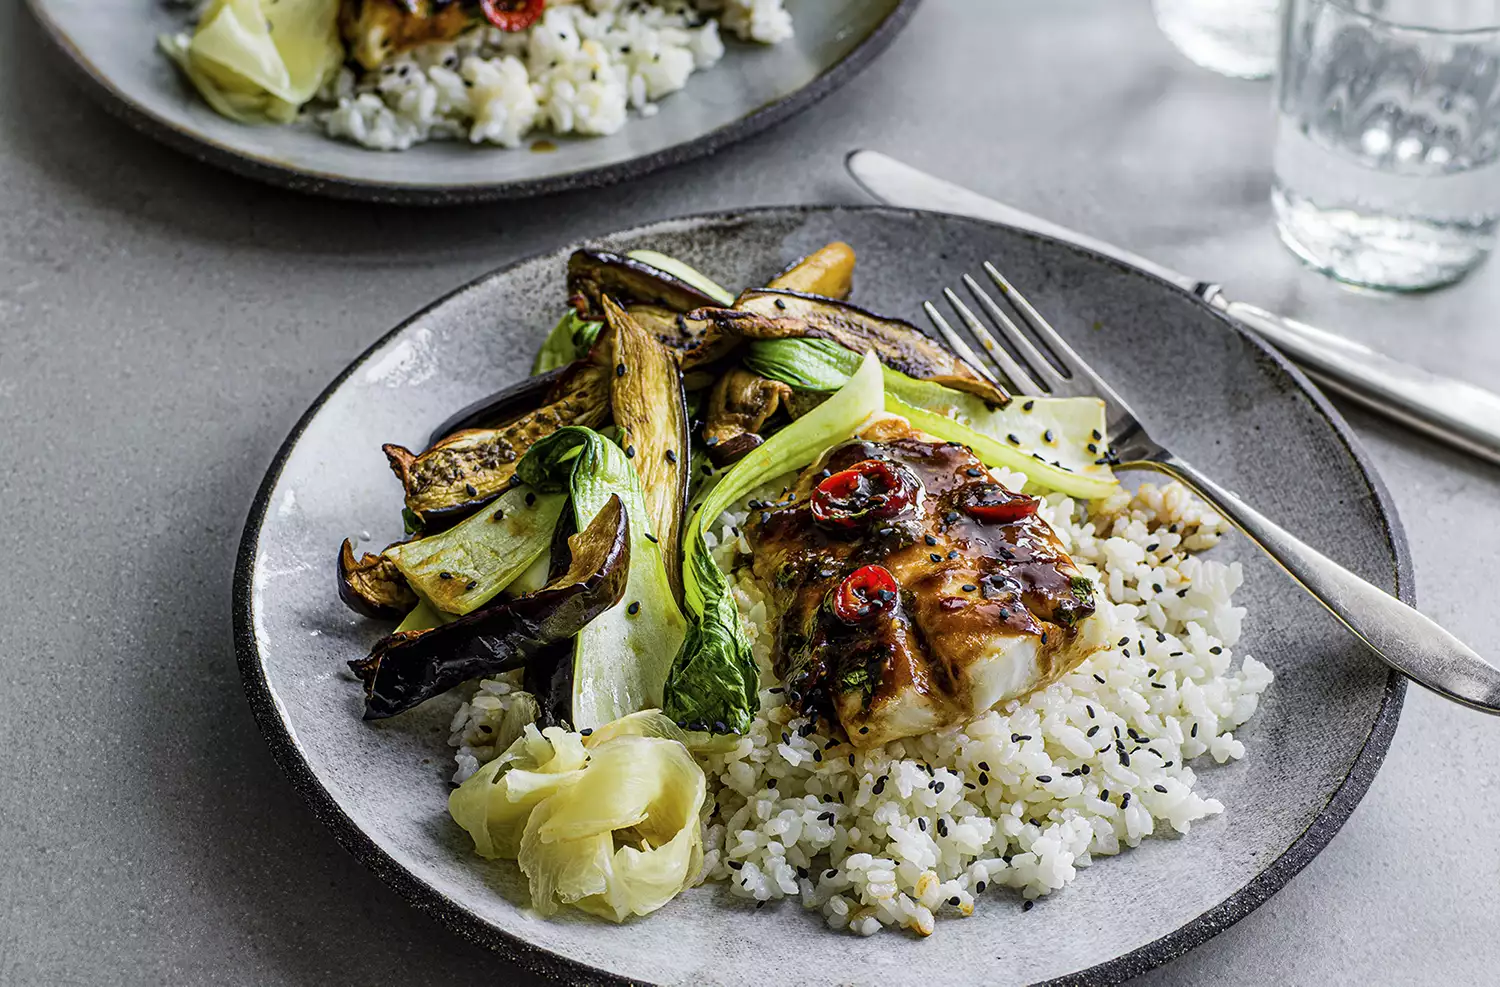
top-left (744, 337), bottom-right (1119, 500)
top-left (518, 427), bottom-right (687, 730)
top-left (662, 352), bottom-right (886, 733)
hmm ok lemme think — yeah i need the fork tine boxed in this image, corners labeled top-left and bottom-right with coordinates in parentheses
top-left (940, 288), bottom-right (1045, 397)
top-left (959, 275), bottom-right (1065, 388)
top-left (981, 261), bottom-right (1133, 410)
top-left (922, 301), bottom-right (1003, 388)
top-left (980, 262), bottom-right (1086, 374)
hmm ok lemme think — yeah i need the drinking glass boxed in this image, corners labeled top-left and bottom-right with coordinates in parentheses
top-left (1273, 0), bottom-right (1500, 290)
top-left (1153, 0), bottom-right (1282, 78)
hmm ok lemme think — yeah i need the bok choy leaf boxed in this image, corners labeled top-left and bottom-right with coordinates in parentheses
top-left (744, 337), bottom-right (1118, 500)
top-left (532, 311), bottom-right (605, 376)
top-left (518, 427), bottom-right (687, 730)
top-left (662, 352), bottom-right (886, 733)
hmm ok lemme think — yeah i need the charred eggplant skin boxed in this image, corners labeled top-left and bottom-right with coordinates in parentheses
top-left (426, 364), bottom-right (571, 448)
top-left (350, 495), bottom-right (630, 719)
top-left (568, 249), bottom-right (721, 315)
top-left (338, 539), bottom-right (418, 619)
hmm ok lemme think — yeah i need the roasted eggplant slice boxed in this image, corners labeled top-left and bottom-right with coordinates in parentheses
top-left (603, 296), bottom-right (690, 602)
top-left (701, 366), bottom-right (793, 468)
top-left (765, 242), bottom-right (856, 299)
top-left (426, 364), bottom-right (572, 448)
top-left (351, 495), bottom-right (631, 719)
top-left (619, 304), bottom-right (711, 352)
top-left (384, 362), bottom-right (610, 524)
top-left (339, 539), bottom-right (418, 619)
top-left (340, 0), bottom-right (475, 72)
top-left (568, 250), bottom-right (722, 316)
top-left (685, 290), bottom-right (1010, 406)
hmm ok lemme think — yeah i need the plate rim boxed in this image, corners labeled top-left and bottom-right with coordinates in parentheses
top-left (231, 204), bottom-right (1409, 986)
top-left (25, 0), bottom-right (922, 204)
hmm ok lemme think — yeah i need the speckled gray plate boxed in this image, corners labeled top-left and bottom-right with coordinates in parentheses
top-left (27, 0), bottom-right (916, 203)
top-left (233, 206), bottom-right (1408, 985)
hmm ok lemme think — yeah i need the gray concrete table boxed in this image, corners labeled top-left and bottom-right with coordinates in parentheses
top-left (3, 1), bottom-right (1497, 984)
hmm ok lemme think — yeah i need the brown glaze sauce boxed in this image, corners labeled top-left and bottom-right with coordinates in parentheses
top-left (746, 422), bottom-right (1095, 742)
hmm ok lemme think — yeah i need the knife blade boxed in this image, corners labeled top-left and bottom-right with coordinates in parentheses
top-left (846, 149), bottom-right (1500, 466)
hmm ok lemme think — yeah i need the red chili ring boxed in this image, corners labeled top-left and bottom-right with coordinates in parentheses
top-left (832, 565), bottom-right (899, 624)
top-left (479, 0), bottom-right (546, 31)
top-left (811, 459), bottom-right (921, 529)
top-left (957, 483), bottom-right (1039, 525)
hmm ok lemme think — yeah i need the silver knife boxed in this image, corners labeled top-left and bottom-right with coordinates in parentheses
top-left (847, 149), bottom-right (1500, 466)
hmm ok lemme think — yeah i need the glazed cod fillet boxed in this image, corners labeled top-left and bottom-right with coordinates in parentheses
top-left (747, 419), bottom-right (1102, 748)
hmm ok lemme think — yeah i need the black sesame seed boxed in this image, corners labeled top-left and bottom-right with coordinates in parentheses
top-left (645, 532), bottom-right (659, 543)
top-left (930, 553), bottom-right (943, 563)
top-left (615, 363), bottom-right (626, 377)
top-left (525, 492), bottom-right (536, 506)
top-left (626, 601), bottom-right (640, 615)
top-left (705, 435), bottom-right (719, 446)
top-left (1151, 682), bottom-right (1166, 689)
top-left (978, 761), bottom-right (990, 771)
top-left (466, 580), bottom-right (477, 591)
top-left (1154, 784), bottom-right (1168, 794)
top-left (1037, 775), bottom-right (1052, 783)
top-left (934, 781), bottom-right (945, 793)
top-left (976, 881), bottom-right (987, 893)
top-left (1023, 400), bottom-right (1035, 412)
top-left (624, 445), bottom-right (635, 458)
top-left (1094, 674), bottom-right (1106, 683)
top-left (859, 726), bottom-right (869, 734)
top-left (1121, 792), bottom-right (1131, 807)
top-left (1210, 646), bottom-right (1223, 655)
top-left (1086, 704), bottom-right (1095, 718)
top-left (1043, 430), bottom-right (1055, 443)
top-left (766, 778), bottom-right (777, 789)
top-left (924, 534), bottom-right (938, 546)
top-left (438, 571), bottom-right (452, 580)
top-left (978, 772), bottom-right (989, 785)
top-left (492, 508), bottom-right (505, 521)
top-left (947, 550), bottom-right (959, 559)
top-left (917, 817), bottom-right (928, 832)
top-left (947, 894), bottom-right (960, 905)
top-left (965, 467), bottom-right (981, 477)
top-left (962, 584), bottom-right (977, 592)
top-left (464, 483), bottom-right (478, 497)
top-left (1091, 429), bottom-right (1102, 440)
top-left (1023, 900), bottom-right (1034, 912)
top-left (1007, 433), bottom-right (1021, 445)
top-left (944, 511), bottom-right (959, 524)
top-left (1191, 723), bottom-right (1199, 737)
top-left (1087, 725), bottom-right (1100, 737)
top-left (773, 297), bottom-right (787, 310)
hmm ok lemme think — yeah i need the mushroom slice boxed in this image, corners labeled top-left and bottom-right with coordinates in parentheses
top-left (701, 367), bottom-right (793, 468)
top-left (602, 296), bottom-right (690, 602)
top-left (383, 362), bottom-right (610, 526)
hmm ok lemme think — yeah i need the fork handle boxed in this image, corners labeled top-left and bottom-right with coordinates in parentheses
top-left (1143, 454), bottom-right (1500, 713)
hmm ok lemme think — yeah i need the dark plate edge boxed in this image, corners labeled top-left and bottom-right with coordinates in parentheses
top-left (25, 0), bottom-right (920, 205)
top-left (231, 204), bottom-right (1410, 986)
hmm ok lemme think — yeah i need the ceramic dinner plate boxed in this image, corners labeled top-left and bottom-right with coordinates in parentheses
top-left (27, 0), bottom-right (917, 203)
top-left (234, 206), bottom-right (1407, 985)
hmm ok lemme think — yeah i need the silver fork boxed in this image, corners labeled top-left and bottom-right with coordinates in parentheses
top-left (926, 262), bottom-right (1500, 714)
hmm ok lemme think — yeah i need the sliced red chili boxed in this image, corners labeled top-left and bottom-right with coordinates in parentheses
top-left (479, 0), bottom-right (545, 31)
top-left (956, 483), bottom-right (1039, 525)
top-left (811, 459), bottom-right (921, 530)
top-left (831, 565), bottom-right (899, 624)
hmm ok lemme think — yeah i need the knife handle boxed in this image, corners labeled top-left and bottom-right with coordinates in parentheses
top-left (1216, 299), bottom-right (1500, 466)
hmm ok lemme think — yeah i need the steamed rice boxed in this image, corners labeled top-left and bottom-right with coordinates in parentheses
top-left (319, 0), bottom-right (791, 151)
top-left (449, 472), bottom-right (1273, 936)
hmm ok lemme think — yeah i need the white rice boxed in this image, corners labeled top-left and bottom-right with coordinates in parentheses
top-left (449, 473), bottom-right (1274, 935)
top-left (319, 0), bottom-right (790, 151)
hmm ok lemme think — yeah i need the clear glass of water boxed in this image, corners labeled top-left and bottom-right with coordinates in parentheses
top-left (1153, 0), bottom-right (1282, 79)
top-left (1274, 0), bottom-right (1500, 290)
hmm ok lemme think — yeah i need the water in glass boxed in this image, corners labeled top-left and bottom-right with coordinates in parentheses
top-left (1274, 0), bottom-right (1500, 290)
top-left (1153, 0), bottom-right (1282, 79)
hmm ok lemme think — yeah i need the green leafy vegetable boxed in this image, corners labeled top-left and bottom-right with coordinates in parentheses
top-left (662, 352), bottom-right (886, 732)
top-left (518, 427), bottom-right (687, 730)
top-left (384, 482), bottom-right (566, 615)
top-left (625, 250), bottom-right (736, 307)
top-left (745, 337), bottom-right (1118, 500)
top-left (532, 311), bottom-right (605, 376)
